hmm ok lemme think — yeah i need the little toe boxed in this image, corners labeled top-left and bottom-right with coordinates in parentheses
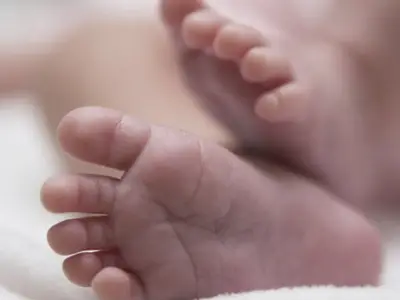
top-left (58, 107), bottom-right (151, 171)
top-left (213, 24), bottom-right (266, 61)
top-left (160, 0), bottom-right (204, 27)
top-left (63, 251), bottom-right (127, 287)
top-left (92, 267), bottom-right (144, 300)
top-left (48, 217), bottom-right (115, 255)
top-left (182, 9), bottom-right (227, 49)
top-left (41, 174), bottom-right (117, 214)
top-left (240, 47), bottom-right (292, 85)
top-left (255, 83), bottom-right (309, 122)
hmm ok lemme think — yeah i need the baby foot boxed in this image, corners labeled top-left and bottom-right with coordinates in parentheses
top-left (42, 107), bottom-right (381, 300)
top-left (160, 0), bottom-right (304, 124)
top-left (160, 0), bottom-right (397, 208)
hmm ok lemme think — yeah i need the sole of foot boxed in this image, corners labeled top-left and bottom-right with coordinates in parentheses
top-left (42, 107), bottom-right (381, 300)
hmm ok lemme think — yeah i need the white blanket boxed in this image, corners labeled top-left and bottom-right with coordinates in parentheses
top-left (1, 1), bottom-right (400, 300)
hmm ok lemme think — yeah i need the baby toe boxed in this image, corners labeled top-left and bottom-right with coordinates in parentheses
top-left (92, 267), bottom-right (144, 300)
top-left (48, 217), bottom-right (115, 255)
top-left (255, 83), bottom-right (309, 122)
top-left (41, 174), bottom-right (118, 214)
top-left (57, 107), bottom-right (152, 170)
top-left (240, 47), bottom-right (292, 85)
top-left (213, 23), bottom-right (265, 60)
top-left (63, 251), bottom-right (127, 287)
top-left (182, 9), bottom-right (227, 49)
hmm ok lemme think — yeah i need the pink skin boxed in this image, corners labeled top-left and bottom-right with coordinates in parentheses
top-left (2, 0), bottom-right (399, 206)
top-left (42, 107), bottom-right (381, 300)
top-left (36, 0), bottom-right (400, 298)
top-left (162, 0), bottom-right (400, 208)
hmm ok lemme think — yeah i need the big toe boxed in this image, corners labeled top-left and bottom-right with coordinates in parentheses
top-left (58, 107), bottom-right (151, 171)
